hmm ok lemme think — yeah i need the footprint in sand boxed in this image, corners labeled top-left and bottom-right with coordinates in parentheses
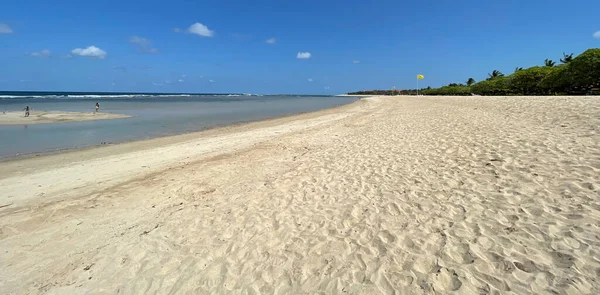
top-left (514, 259), bottom-right (537, 273)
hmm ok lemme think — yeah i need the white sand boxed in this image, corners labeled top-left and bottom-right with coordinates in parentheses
top-left (0, 111), bottom-right (131, 125)
top-left (0, 96), bottom-right (599, 294)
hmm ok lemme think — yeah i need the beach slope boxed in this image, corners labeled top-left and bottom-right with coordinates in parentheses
top-left (0, 96), bottom-right (599, 294)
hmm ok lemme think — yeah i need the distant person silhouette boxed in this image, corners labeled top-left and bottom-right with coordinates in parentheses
top-left (24, 106), bottom-right (30, 117)
top-left (95, 102), bottom-right (100, 113)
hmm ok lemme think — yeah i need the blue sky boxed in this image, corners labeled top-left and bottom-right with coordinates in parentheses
top-left (1, 0), bottom-right (599, 94)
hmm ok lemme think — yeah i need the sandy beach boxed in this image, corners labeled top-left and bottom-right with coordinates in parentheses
top-left (1, 96), bottom-right (599, 294)
top-left (0, 111), bottom-right (132, 125)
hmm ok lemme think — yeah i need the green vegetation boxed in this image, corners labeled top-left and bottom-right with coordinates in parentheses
top-left (544, 59), bottom-right (556, 67)
top-left (348, 48), bottom-right (600, 96)
top-left (466, 78), bottom-right (476, 86)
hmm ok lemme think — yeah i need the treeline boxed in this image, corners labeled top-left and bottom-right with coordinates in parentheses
top-left (348, 48), bottom-right (600, 96)
top-left (347, 89), bottom-right (400, 96)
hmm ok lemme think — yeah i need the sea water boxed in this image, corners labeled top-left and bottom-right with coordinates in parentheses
top-left (0, 92), bottom-right (357, 158)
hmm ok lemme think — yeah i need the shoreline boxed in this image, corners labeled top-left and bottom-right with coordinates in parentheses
top-left (0, 97), bottom-right (362, 161)
top-left (0, 111), bottom-right (132, 125)
top-left (0, 97), bottom-right (369, 173)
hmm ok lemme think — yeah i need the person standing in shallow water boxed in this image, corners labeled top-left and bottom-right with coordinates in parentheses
top-left (95, 103), bottom-right (100, 113)
top-left (23, 106), bottom-right (30, 117)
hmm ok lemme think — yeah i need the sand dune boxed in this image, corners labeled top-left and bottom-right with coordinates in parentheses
top-left (0, 111), bottom-right (131, 125)
top-left (1, 96), bottom-right (599, 294)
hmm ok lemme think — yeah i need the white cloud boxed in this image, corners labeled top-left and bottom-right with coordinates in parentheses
top-left (181, 74), bottom-right (187, 78)
top-left (266, 37), bottom-right (276, 44)
top-left (71, 46), bottom-right (107, 59)
top-left (19, 80), bottom-right (27, 83)
top-left (594, 31), bottom-right (600, 39)
top-left (153, 82), bottom-right (164, 86)
top-left (29, 49), bottom-right (51, 58)
top-left (297, 52), bottom-right (311, 59)
top-left (188, 22), bottom-right (214, 37)
top-left (324, 86), bottom-right (330, 90)
top-left (307, 78), bottom-right (313, 82)
top-left (61, 54), bottom-right (73, 59)
top-left (209, 79), bottom-right (215, 83)
top-left (165, 80), bottom-right (172, 84)
top-left (200, 75), bottom-right (204, 78)
top-left (178, 79), bottom-right (184, 82)
top-left (174, 28), bottom-right (181, 33)
top-left (352, 60), bottom-right (360, 64)
top-left (0, 24), bottom-right (13, 34)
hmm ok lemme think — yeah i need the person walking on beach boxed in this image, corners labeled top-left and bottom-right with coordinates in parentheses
top-left (23, 105), bottom-right (30, 117)
top-left (95, 102), bottom-right (100, 113)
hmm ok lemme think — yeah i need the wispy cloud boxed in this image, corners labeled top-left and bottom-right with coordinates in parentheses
top-left (129, 36), bottom-right (158, 53)
top-left (352, 60), bottom-right (360, 64)
top-left (71, 46), bottom-right (107, 59)
top-left (29, 49), bottom-right (51, 58)
top-left (209, 79), bottom-right (215, 83)
top-left (178, 79), bottom-right (184, 83)
top-left (594, 31), bottom-right (600, 39)
top-left (266, 37), bottom-right (276, 44)
top-left (112, 66), bottom-right (127, 72)
top-left (297, 52), bottom-right (311, 59)
top-left (0, 24), bottom-right (13, 34)
top-left (324, 86), bottom-right (330, 90)
top-left (153, 82), bottom-right (163, 86)
top-left (307, 78), bottom-right (313, 82)
top-left (130, 36), bottom-right (150, 47)
top-left (135, 65), bottom-right (152, 70)
top-left (173, 28), bottom-right (181, 33)
top-left (232, 33), bottom-right (251, 40)
top-left (188, 22), bottom-right (214, 37)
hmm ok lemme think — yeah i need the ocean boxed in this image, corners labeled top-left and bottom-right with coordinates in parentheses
top-left (0, 91), bottom-right (357, 158)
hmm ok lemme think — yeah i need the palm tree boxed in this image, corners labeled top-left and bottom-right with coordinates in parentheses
top-left (544, 59), bottom-right (556, 67)
top-left (515, 67), bottom-right (524, 73)
top-left (560, 52), bottom-right (574, 64)
top-left (488, 70), bottom-right (504, 80)
top-left (466, 78), bottom-right (475, 86)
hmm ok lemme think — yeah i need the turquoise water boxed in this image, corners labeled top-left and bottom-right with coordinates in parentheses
top-left (0, 92), bottom-right (357, 158)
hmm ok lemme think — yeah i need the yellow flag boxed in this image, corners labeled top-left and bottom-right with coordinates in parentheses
top-left (417, 74), bottom-right (424, 80)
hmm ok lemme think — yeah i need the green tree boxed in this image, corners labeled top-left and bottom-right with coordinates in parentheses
top-left (568, 48), bottom-right (600, 92)
top-left (544, 59), bottom-right (556, 67)
top-left (560, 52), bottom-right (574, 64)
top-left (515, 67), bottom-right (524, 73)
top-left (539, 65), bottom-right (571, 94)
top-left (487, 70), bottom-right (504, 80)
top-left (466, 78), bottom-right (476, 86)
top-left (509, 66), bottom-right (554, 95)
top-left (472, 76), bottom-right (511, 95)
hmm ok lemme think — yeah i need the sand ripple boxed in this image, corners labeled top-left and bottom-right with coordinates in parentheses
top-left (1, 96), bottom-right (599, 294)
